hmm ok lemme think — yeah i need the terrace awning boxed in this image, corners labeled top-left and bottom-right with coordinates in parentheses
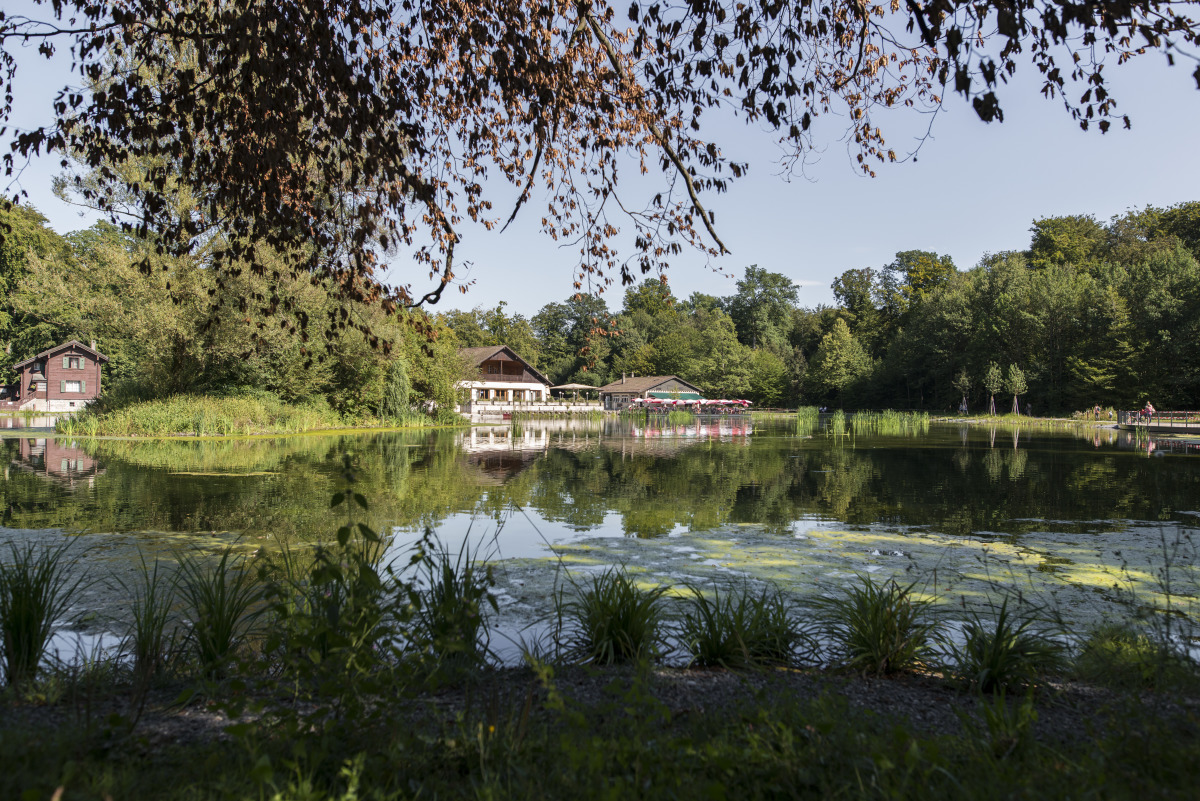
top-left (647, 391), bottom-right (702, 400)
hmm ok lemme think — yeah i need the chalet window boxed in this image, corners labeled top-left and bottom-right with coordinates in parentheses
top-left (63, 356), bottom-right (83, 369)
top-left (486, 364), bottom-right (499, 374)
top-left (61, 380), bottom-right (85, 393)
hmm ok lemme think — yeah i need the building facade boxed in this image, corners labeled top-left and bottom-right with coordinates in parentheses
top-left (3, 341), bottom-right (109, 412)
top-left (598, 375), bottom-right (705, 410)
top-left (457, 346), bottom-right (552, 403)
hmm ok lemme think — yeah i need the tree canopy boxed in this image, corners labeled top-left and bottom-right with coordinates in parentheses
top-left (3, 0), bottom-right (1199, 332)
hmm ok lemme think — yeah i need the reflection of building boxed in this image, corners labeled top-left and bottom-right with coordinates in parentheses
top-left (598, 375), bottom-right (704, 410)
top-left (2, 341), bottom-right (109, 412)
top-left (457, 346), bottom-right (552, 403)
top-left (10, 437), bottom-right (104, 486)
top-left (455, 425), bottom-right (551, 483)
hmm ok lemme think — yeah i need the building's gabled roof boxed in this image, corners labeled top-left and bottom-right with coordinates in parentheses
top-left (457, 345), bottom-right (551, 386)
top-left (597, 375), bottom-right (704, 395)
top-left (13, 340), bottom-right (109, 369)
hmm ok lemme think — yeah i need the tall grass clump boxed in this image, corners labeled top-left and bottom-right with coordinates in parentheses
top-left (827, 409), bottom-right (847, 437)
top-left (262, 536), bottom-right (392, 684)
top-left (409, 540), bottom-right (496, 679)
top-left (795, 406), bottom-right (820, 436)
top-left (0, 541), bottom-right (87, 687)
top-left (75, 390), bottom-right (347, 437)
top-left (945, 597), bottom-right (1066, 692)
top-left (121, 555), bottom-right (180, 681)
top-left (680, 582), bottom-right (811, 668)
top-left (176, 546), bottom-right (262, 678)
top-left (558, 568), bottom-right (667, 665)
top-left (818, 576), bottom-right (936, 674)
top-left (666, 410), bottom-right (695, 425)
top-left (851, 410), bottom-right (931, 437)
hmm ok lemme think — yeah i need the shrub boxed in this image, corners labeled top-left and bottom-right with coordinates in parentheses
top-left (559, 568), bottom-right (667, 665)
top-left (1074, 623), bottom-right (1198, 692)
top-left (176, 546), bottom-right (262, 678)
top-left (817, 575), bottom-right (935, 674)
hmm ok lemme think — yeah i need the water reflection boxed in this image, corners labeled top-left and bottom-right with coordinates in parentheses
top-left (4, 420), bottom-right (1200, 656)
top-left (1, 420), bottom-right (1198, 544)
top-left (0, 413), bottom-right (61, 430)
top-left (7, 438), bottom-right (103, 487)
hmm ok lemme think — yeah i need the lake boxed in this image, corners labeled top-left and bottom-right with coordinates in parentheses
top-left (3, 417), bottom-right (1199, 660)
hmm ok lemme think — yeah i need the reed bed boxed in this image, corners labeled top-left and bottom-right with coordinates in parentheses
top-left (61, 393), bottom-right (350, 437)
top-left (795, 406), bottom-right (820, 436)
top-left (850, 410), bottom-right (931, 437)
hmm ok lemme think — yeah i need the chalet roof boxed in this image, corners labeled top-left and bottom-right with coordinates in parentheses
top-left (13, 340), bottom-right (109, 369)
top-left (597, 375), bottom-right (704, 395)
top-left (457, 345), bottom-right (551, 386)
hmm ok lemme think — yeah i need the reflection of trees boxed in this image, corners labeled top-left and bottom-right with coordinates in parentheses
top-left (4, 424), bottom-right (1200, 542)
top-left (984, 449), bottom-right (1004, 483)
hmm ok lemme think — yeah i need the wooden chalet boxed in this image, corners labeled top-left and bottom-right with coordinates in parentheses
top-left (457, 346), bottom-right (552, 403)
top-left (2, 340), bottom-right (108, 412)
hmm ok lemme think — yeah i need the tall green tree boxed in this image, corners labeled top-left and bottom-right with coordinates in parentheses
top-left (1005, 364), bottom-right (1028, 415)
top-left (1027, 215), bottom-right (1107, 271)
top-left (953, 368), bottom-right (971, 412)
top-left (983, 363), bottom-right (1004, 416)
top-left (805, 319), bottom-right (870, 406)
top-left (724, 265), bottom-right (799, 350)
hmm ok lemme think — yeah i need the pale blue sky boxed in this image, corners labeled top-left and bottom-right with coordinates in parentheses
top-left (5, 13), bottom-right (1199, 318)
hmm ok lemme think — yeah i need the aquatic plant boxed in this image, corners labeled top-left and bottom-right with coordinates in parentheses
top-left (679, 582), bottom-right (812, 668)
top-left (0, 541), bottom-right (87, 687)
top-left (665, 410), bottom-right (695, 425)
top-left (72, 391), bottom-right (354, 437)
top-left (850, 410), bottom-right (931, 437)
top-left (176, 546), bottom-right (263, 678)
top-left (817, 575), bottom-right (935, 675)
top-left (828, 409), bottom-right (847, 437)
top-left (795, 406), bottom-right (820, 436)
top-left (944, 597), bottom-right (1066, 692)
top-left (558, 568), bottom-right (667, 665)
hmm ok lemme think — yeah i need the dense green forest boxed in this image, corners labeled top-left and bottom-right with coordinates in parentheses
top-left (3, 201), bottom-right (1199, 416)
top-left (0, 205), bottom-right (466, 421)
top-left (444, 202), bottom-right (1200, 413)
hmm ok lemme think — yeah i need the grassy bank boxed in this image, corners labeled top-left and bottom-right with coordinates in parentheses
top-left (932, 412), bottom-right (1104, 430)
top-left (56, 391), bottom-right (458, 437)
top-left (5, 665), bottom-right (1199, 801)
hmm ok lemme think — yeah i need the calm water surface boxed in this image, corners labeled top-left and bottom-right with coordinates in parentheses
top-left (3, 418), bottom-right (1199, 650)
